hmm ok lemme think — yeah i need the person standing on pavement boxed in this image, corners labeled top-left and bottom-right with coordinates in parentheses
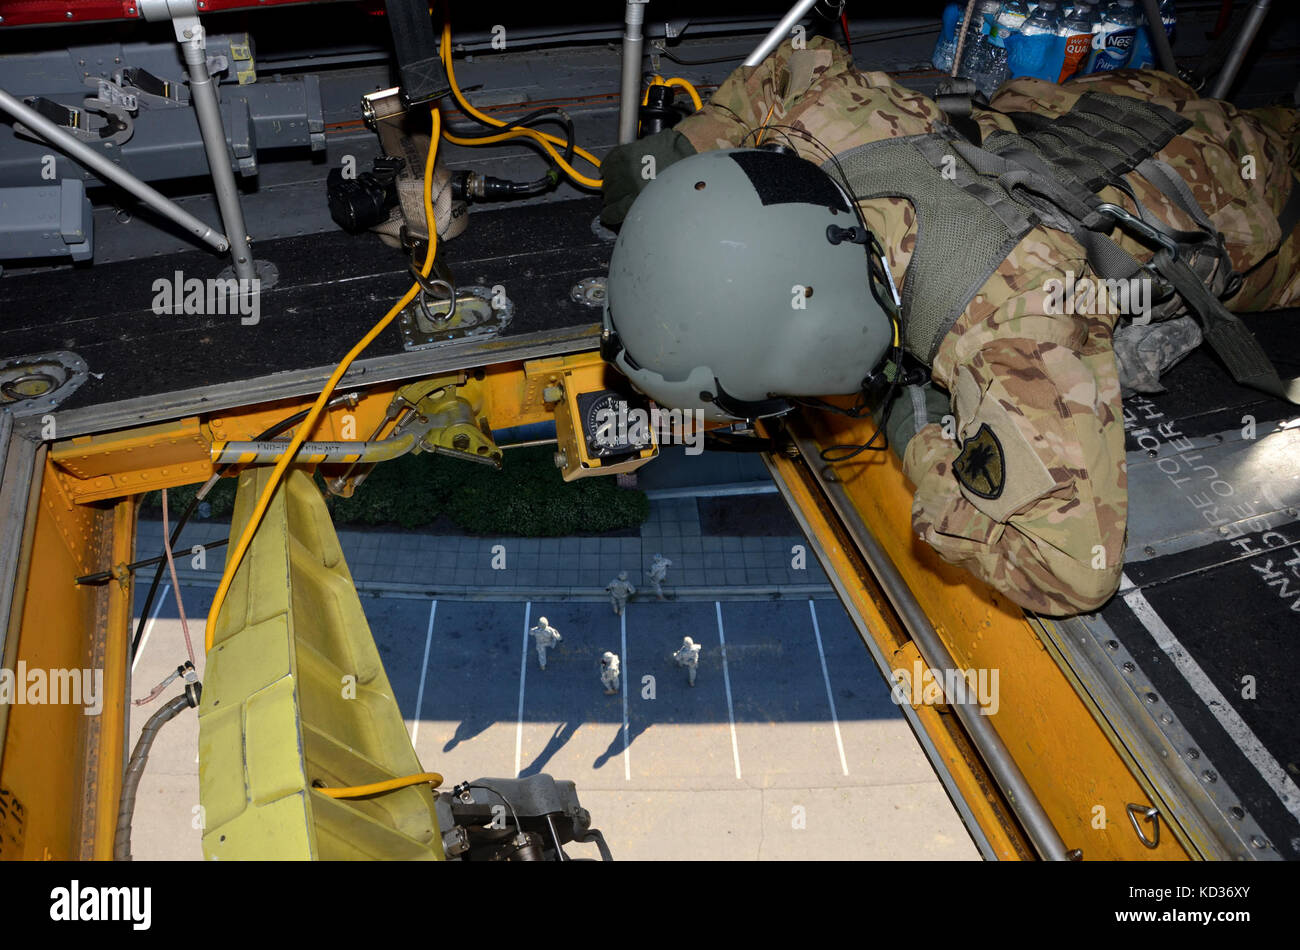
top-left (600, 651), bottom-right (621, 695)
top-left (672, 636), bottom-right (701, 687)
top-left (530, 616), bottom-right (562, 670)
top-left (606, 571), bottom-right (636, 616)
top-left (647, 554), bottom-right (672, 600)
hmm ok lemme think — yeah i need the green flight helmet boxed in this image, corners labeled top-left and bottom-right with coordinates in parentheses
top-left (601, 146), bottom-right (895, 422)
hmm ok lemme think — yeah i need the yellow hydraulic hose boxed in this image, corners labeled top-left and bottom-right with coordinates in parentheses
top-left (661, 76), bottom-right (703, 111)
top-left (315, 772), bottom-right (444, 799)
top-left (203, 108), bottom-right (443, 652)
top-left (439, 23), bottom-right (603, 189)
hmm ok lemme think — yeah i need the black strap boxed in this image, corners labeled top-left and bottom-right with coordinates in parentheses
top-left (1150, 249), bottom-right (1300, 403)
top-left (934, 79), bottom-right (988, 146)
top-left (1277, 175), bottom-right (1300, 243)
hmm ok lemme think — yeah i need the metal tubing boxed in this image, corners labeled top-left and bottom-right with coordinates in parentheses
top-left (743, 0), bottom-right (821, 67)
top-left (212, 432), bottom-right (417, 465)
top-left (618, 1), bottom-right (649, 144)
top-left (1209, 0), bottom-right (1273, 100)
top-left (1139, 0), bottom-right (1178, 76)
top-left (0, 87), bottom-right (230, 253)
top-left (789, 426), bottom-right (1071, 861)
top-left (179, 32), bottom-right (256, 281)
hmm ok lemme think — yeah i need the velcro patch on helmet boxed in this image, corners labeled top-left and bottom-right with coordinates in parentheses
top-left (952, 423), bottom-right (1005, 501)
top-left (729, 149), bottom-right (851, 211)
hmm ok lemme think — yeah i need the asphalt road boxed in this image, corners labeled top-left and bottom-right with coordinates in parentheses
top-left (127, 587), bottom-right (978, 860)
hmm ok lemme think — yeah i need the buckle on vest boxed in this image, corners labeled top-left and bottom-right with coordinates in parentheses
top-left (1095, 202), bottom-right (1179, 254)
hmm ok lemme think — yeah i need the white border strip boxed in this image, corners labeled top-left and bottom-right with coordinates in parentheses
top-left (1121, 573), bottom-right (1300, 824)
top-left (621, 610), bottom-right (631, 781)
top-left (715, 601), bottom-right (743, 780)
top-left (809, 600), bottom-right (849, 776)
top-left (408, 599), bottom-right (437, 745)
top-left (515, 601), bottom-right (531, 778)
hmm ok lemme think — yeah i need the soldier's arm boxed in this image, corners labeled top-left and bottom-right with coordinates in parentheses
top-left (902, 238), bottom-right (1127, 616)
top-left (601, 36), bottom-right (868, 227)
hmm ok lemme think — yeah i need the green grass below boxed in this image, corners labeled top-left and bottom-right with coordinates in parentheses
top-left (139, 446), bottom-right (649, 536)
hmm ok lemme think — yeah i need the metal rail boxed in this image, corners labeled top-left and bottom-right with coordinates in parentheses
top-left (787, 423), bottom-right (1071, 861)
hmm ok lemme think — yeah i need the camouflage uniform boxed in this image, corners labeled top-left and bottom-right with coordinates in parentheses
top-left (647, 554), bottom-right (672, 600)
top-left (605, 36), bottom-right (1299, 615)
top-left (530, 617), bottom-right (561, 670)
top-left (673, 636), bottom-right (701, 686)
top-left (606, 571), bottom-right (636, 616)
top-left (600, 652), bottom-right (621, 694)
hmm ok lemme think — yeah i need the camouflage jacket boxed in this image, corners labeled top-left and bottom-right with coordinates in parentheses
top-left (635, 36), bottom-right (1299, 615)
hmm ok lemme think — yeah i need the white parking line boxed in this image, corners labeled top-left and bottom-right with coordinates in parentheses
top-left (1122, 574), bottom-right (1300, 824)
top-left (131, 582), bottom-right (171, 675)
top-left (408, 599), bottom-right (437, 746)
top-left (808, 600), bottom-right (849, 776)
top-left (515, 601), bottom-right (531, 778)
top-left (621, 609), bottom-right (630, 781)
top-left (714, 601), bottom-right (742, 781)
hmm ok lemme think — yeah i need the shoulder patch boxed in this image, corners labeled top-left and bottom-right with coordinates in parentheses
top-left (953, 423), bottom-right (1005, 500)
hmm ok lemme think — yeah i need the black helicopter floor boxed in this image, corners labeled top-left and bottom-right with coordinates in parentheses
top-left (0, 196), bottom-right (611, 416)
top-left (1101, 311), bottom-right (1300, 859)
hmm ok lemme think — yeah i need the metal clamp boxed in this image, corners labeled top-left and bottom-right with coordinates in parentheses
top-left (1095, 202), bottom-right (1180, 254)
top-left (1126, 803), bottom-right (1161, 849)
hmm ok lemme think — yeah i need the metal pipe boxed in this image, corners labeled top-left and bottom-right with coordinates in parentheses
top-left (743, 0), bottom-right (821, 67)
top-left (618, 0), bottom-right (650, 144)
top-left (177, 25), bottom-right (256, 281)
top-left (788, 425), bottom-right (1071, 861)
top-left (1139, 0), bottom-right (1178, 76)
top-left (0, 87), bottom-right (230, 253)
top-left (212, 432), bottom-right (417, 465)
top-left (1209, 0), bottom-right (1273, 100)
top-left (500, 437), bottom-right (559, 450)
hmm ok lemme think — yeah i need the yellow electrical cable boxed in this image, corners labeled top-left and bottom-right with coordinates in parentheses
top-left (315, 771), bottom-right (444, 799)
top-left (203, 108), bottom-right (443, 653)
top-left (439, 23), bottom-right (603, 189)
top-left (662, 76), bottom-right (702, 111)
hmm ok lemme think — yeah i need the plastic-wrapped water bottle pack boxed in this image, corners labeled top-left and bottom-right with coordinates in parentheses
top-left (932, 1), bottom-right (1177, 98)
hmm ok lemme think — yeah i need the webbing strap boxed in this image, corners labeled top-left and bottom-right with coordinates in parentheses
top-left (1153, 248), bottom-right (1300, 403)
top-left (827, 132), bottom-right (1034, 363)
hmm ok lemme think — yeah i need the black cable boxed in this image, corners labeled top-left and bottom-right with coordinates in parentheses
top-left (703, 431), bottom-right (777, 452)
top-left (130, 399), bottom-right (351, 662)
top-left (736, 121), bottom-right (911, 461)
top-left (449, 106), bottom-right (576, 193)
top-left (467, 782), bottom-right (523, 832)
top-left (77, 538), bottom-right (230, 586)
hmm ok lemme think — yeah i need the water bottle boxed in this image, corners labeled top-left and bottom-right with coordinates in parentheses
top-left (1007, 2), bottom-right (1067, 82)
top-left (1059, 0), bottom-right (1099, 80)
top-left (1129, 0), bottom-right (1176, 70)
top-left (983, 1), bottom-right (1033, 95)
top-left (1087, 0), bottom-right (1139, 73)
top-left (932, 3), bottom-right (965, 72)
top-left (958, 1), bottom-right (1006, 91)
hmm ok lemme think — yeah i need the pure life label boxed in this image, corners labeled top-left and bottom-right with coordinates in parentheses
top-left (1089, 22), bottom-right (1137, 72)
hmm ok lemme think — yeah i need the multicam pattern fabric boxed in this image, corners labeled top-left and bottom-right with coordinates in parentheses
top-left (665, 37), bottom-right (1299, 615)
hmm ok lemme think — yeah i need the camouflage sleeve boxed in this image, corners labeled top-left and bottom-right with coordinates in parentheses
top-left (902, 234), bottom-right (1128, 616)
top-left (673, 35), bottom-right (947, 157)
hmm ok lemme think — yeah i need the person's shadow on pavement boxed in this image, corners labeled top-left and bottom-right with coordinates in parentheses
top-left (593, 717), bottom-right (650, 771)
top-left (520, 721), bottom-right (581, 777)
top-left (443, 713), bottom-right (495, 752)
